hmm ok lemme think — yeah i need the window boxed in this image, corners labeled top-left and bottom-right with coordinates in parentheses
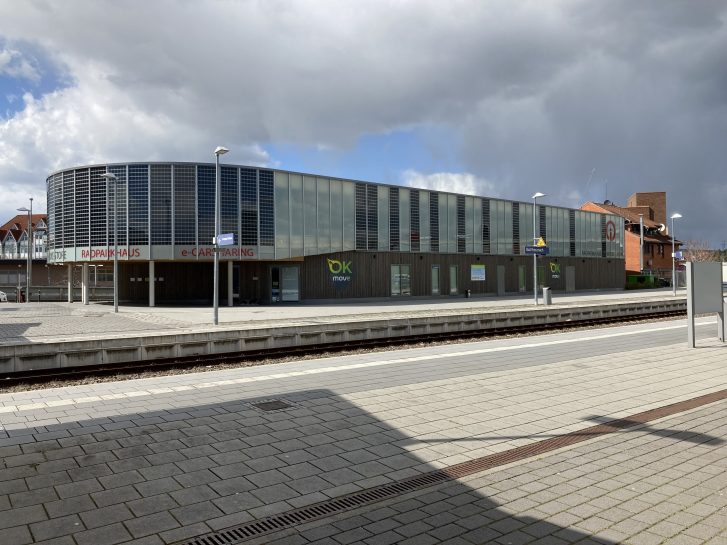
top-left (239, 167), bottom-right (257, 246)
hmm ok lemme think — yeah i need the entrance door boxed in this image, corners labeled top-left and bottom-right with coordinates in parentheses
top-left (566, 266), bottom-right (576, 292)
top-left (449, 265), bottom-right (458, 295)
top-left (431, 265), bottom-right (440, 295)
top-left (496, 265), bottom-right (506, 296)
top-left (391, 265), bottom-right (411, 296)
top-left (281, 266), bottom-right (299, 301)
top-left (271, 266), bottom-right (300, 302)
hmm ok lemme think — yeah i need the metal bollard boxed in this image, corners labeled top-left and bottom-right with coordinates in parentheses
top-left (544, 287), bottom-right (552, 305)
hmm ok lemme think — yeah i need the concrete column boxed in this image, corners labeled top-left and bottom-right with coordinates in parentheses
top-left (149, 260), bottom-right (155, 307)
top-left (82, 263), bottom-right (89, 305)
top-left (67, 264), bottom-right (73, 303)
top-left (227, 261), bottom-right (233, 307)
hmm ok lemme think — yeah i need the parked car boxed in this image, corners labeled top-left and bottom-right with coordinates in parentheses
top-left (0, 291), bottom-right (7, 303)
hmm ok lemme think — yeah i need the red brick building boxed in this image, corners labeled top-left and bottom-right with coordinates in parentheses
top-left (581, 192), bottom-right (680, 281)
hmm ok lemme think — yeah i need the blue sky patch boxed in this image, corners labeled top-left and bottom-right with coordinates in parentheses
top-left (265, 125), bottom-right (464, 186)
top-left (0, 38), bottom-right (71, 119)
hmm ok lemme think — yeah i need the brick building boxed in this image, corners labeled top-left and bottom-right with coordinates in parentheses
top-left (581, 192), bottom-right (680, 282)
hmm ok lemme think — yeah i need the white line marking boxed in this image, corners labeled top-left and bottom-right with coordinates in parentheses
top-left (0, 320), bottom-right (717, 416)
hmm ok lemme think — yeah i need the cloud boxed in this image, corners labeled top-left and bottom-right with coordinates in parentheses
top-left (0, 0), bottom-right (725, 244)
top-left (401, 169), bottom-right (499, 198)
top-left (0, 47), bottom-right (40, 82)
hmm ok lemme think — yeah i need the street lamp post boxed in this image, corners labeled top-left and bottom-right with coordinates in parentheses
top-left (213, 146), bottom-right (229, 325)
top-left (101, 173), bottom-right (119, 313)
top-left (532, 192), bottom-right (546, 305)
top-left (17, 198), bottom-right (32, 303)
top-left (670, 212), bottom-right (682, 296)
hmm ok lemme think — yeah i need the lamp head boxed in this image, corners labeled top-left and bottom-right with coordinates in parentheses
top-left (531, 192), bottom-right (546, 199)
top-left (670, 213), bottom-right (682, 220)
top-left (101, 173), bottom-right (117, 181)
top-left (214, 146), bottom-right (229, 156)
top-left (17, 207), bottom-right (29, 212)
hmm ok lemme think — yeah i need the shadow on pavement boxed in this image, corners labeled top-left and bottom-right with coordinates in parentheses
top-left (0, 388), bottom-right (618, 544)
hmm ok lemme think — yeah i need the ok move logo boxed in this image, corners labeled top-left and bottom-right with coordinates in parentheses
top-left (327, 258), bottom-right (353, 284)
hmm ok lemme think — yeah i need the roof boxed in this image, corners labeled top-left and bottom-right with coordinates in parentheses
top-left (0, 214), bottom-right (47, 232)
top-left (588, 202), bottom-right (662, 228)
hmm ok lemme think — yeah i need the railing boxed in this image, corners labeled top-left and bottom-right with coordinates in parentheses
top-left (0, 286), bottom-right (113, 303)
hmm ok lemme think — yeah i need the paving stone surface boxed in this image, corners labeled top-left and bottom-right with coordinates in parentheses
top-left (0, 310), bottom-right (725, 544)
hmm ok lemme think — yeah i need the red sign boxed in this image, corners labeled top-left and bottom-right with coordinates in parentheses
top-left (605, 220), bottom-right (617, 241)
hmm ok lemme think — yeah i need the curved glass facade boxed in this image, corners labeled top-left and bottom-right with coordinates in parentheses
top-left (46, 162), bottom-right (625, 264)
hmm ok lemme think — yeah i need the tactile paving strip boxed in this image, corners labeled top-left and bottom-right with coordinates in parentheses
top-left (176, 387), bottom-right (727, 545)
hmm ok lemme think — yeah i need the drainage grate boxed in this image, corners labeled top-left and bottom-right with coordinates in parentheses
top-left (251, 400), bottom-right (292, 412)
top-left (176, 387), bottom-right (727, 545)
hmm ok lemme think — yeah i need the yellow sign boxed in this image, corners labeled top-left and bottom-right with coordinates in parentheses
top-left (536, 237), bottom-right (546, 247)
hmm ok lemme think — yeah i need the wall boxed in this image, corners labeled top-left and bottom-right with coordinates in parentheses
top-left (300, 251), bottom-right (624, 300)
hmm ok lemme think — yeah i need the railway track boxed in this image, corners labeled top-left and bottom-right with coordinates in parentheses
top-left (0, 308), bottom-right (686, 390)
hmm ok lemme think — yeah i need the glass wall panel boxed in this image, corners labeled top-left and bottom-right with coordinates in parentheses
top-left (355, 183), bottom-right (367, 250)
top-left (367, 185), bottom-right (378, 251)
top-left (330, 179), bottom-right (343, 251)
top-left (240, 167), bottom-right (257, 245)
top-left (63, 170), bottom-right (75, 248)
top-left (303, 176), bottom-right (317, 255)
top-left (174, 165), bottom-right (195, 244)
top-left (197, 165), bottom-right (214, 247)
top-left (489, 200), bottom-right (500, 254)
top-left (378, 185), bottom-right (389, 251)
top-left (259, 170), bottom-right (274, 247)
top-left (430, 192), bottom-right (439, 252)
top-left (75, 168), bottom-right (90, 246)
top-left (400, 188), bottom-right (410, 252)
top-left (456, 195), bottom-right (466, 253)
top-left (150, 164), bottom-right (172, 245)
top-left (317, 178), bottom-right (330, 254)
top-left (108, 166), bottom-right (127, 246)
top-left (439, 195), bottom-right (448, 253)
top-left (342, 181), bottom-right (356, 251)
top-left (289, 173), bottom-right (303, 257)
top-left (410, 189), bottom-right (420, 252)
top-left (274, 171), bottom-right (290, 258)
top-left (447, 194), bottom-right (457, 254)
top-left (389, 187), bottom-right (400, 251)
top-left (220, 166), bottom-right (238, 242)
top-left (503, 201), bottom-right (513, 255)
top-left (465, 196), bottom-right (474, 254)
top-left (128, 165), bottom-right (149, 246)
top-left (420, 191), bottom-right (430, 252)
top-left (90, 167), bottom-right (107, 246)
top-left (474, 197), bottom-right (482, 253)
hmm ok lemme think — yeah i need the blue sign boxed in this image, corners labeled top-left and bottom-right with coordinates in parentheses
top-left (525, 245), bottom-right (550, 255)
top-left (217, 233), bottom-right (235, 246)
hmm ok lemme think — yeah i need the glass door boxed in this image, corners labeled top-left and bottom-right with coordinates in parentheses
top-left (431, 265), bottom-right (440, 295)
top-left (449, 265), bottom-right (458, 295)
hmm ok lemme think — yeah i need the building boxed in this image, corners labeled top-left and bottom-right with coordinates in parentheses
top-left (581, 192), bottom-right (680, 281)
top-left (0, 213), bottom-right (60, 296)
top-left (45, 163), bottom-right (626, 305)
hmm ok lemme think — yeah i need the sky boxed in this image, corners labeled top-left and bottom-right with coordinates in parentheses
top-left (0, 0), bottom-right (725, 247)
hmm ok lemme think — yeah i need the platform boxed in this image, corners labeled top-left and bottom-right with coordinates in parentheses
top-left (0, 290), bottom-right (688, 373)
top-left (0, 315), bottom-right (725, 544)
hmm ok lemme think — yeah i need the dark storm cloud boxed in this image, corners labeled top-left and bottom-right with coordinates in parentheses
top-left (0, 0), bottom-right (724, 244)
